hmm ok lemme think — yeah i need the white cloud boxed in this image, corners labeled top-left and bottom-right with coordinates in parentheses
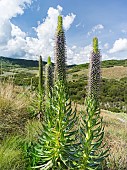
top-left (103, 43), bottom-right (109, 49)
top-left (0, 4), bottom-right (77, 63)
top-left (11, 23), bottom-right (26, 38)
top-left (0, 0), bottom-right (31, 20)
top-left (72, 45), bottom-right (77, 49)
top-left (0, 0), bottom-right (32, 56)
top-left (7, 37), bottom-right (26, 56)
top-left (27, 5), bottom-right (76, 62)
top-left (67, 45), bottom-right (92, 65)
top-left (0, 23), bottom-right (27, 57)
top-left (0, 2), bottom-right (126, 65)
top-left (109, 38), bottom-right (127, 53)
top-left (121, 29), bottom-right (127, 34)
top-left (88, 24), bottom-right (104, 36)
top-left (35, 6), bottom-right (75, 40)
top-left (0, 20), bottom-right (12, 44)
top-left (37, 5), bottom-right (40, 12)
top-left (76, 23), bottom-right (81, 28)
top-left (63, 13), bottom-right (76, 30)
top-left (109, 29), bottom-right (114, 34)
top-left (0, 0), bottom-right (31, 44)
top-left (101, 53), bottom-right (110, 60)
top-left (92, 24), bottom-right (104, 32)
top-left (34, 5), bottom-right (64, 41)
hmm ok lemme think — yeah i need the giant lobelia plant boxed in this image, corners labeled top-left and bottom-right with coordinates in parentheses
top-left (77, 97), bottom-right (109, 169)
top-left (76, 38), bottom-right (109, 169)
top-left (30, 16), bottom-right (78, 169)
top-left (32, 80), bottom-right (78, 169)
top-left (28, 21), bottom-right (108, 168)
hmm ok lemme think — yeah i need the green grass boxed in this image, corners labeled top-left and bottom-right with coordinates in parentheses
top-left (0, 136), bottom-right (25, 170)
top-left (0, 119), bottom-right (43, 170)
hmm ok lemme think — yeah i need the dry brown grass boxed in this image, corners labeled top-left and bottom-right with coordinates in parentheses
top-left (0, 83), bottom-right (33, 141)
top-left (68, 66), bottom-right (127, 80)
top-left (0, 83), bottom-right (29, 113)
top-left (102, 110), bottom-right (127, 169)
top-left (102, 66), bottom-right (127, 79)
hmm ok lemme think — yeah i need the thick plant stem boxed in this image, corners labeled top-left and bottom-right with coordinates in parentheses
top-left (45, 56), bottom-right (53, 99)
top-left (88, 37), bottom-right (101, 102)
top-left (54, 15), bottom-right (66, 83)
top-left (38, 56), bottom-right (43, 117)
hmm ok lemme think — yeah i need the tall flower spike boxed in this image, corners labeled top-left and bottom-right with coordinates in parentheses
top-left (54, 15), bottom-right (66, 83)
top-left (38, 56), bottom-right (43, 114)
top-left (88, 37), bottom-right (101, 101)
top-left (45, 56), bottom-right (53, 99)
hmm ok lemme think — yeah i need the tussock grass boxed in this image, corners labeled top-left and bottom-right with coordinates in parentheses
top-left (24, 119), bottom-right (43, 143)
top-left (0, 83), bottom-right (33, 141)
top-left (0, 136), bottom-right (25, 170)
top-left (0, 83), bottom-right (28, 113)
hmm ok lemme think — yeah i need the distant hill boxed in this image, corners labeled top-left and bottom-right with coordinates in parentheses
top-left (0, 56), bottom-right (46, 68)
top-left (0, 56), bottom-right (127, 69)
top-left (70, 59), bottom-right (127, 70)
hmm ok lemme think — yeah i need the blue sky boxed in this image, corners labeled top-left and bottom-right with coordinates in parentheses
top-left (0, 0), bottom-right (127, 64)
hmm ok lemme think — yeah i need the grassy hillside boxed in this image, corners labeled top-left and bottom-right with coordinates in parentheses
top-left (0, 83), bottom-right (127, 169)
top-left (0, 57), bottom-right (127, 113)
top-left (1, 56), bottom-right (127, 68)
top-left (1, 56), bottom-right (127, 79)
top-left (0, 57), bottom-right (127, 169)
